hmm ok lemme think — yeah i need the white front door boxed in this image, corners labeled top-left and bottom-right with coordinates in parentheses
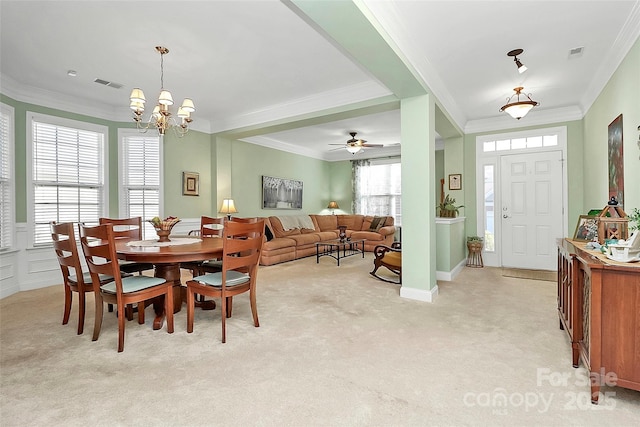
top-left (500, 151), bottom-right (564, 270)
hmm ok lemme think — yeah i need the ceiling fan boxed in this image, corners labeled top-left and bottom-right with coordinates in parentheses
top-left (329, 132), bottom-right (384, 154)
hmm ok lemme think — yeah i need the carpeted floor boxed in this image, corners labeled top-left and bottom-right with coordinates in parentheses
top-left (1, 254), bottom-right (639, 426)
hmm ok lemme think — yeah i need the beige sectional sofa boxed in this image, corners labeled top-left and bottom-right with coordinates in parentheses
top-left (260, 214), bottom-right (396, 266)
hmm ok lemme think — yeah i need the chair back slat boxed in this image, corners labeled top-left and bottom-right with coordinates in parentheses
top-left (99, 217), bottom-right (143, 241)
top-left (50, 221), bottom-right (84, 283)
top-left (221, 219), bottom-right (265, 283)
top-left (200, 216), bottom-right (224, 238)
top-left (79, 223), bottom-right (123, 293)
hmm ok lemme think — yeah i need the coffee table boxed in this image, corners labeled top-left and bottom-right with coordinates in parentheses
top-left (316, 239), bottom-right (365, 266)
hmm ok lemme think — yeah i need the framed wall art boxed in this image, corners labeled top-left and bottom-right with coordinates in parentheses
top-left (448, 173), bottom-right (462, 190)
top-left (262, 175), bottom-right (303, 209)
top-left (573, 215), bottom-right (598, 242)
top-left (608, 114), bottom-right (624, 205)
top-left (182, 171), bottom-right (199, 196)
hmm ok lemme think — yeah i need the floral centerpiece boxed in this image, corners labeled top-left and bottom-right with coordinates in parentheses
top-left (147, 216), bottom-right (180, 242)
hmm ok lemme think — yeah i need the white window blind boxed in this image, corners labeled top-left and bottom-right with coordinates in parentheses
top-left (0, 104), bottom-right (14, 250)
top-left (353, 158), bottom-right (402, 226)
top-left (31, 118), bottom-right (105, 246)
top-left (119, 132), bottom-right (160, 239)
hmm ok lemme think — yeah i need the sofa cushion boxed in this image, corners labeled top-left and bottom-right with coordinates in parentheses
top-left (369, 216), bottom-right (386, 231)
top-left (351, 230), bottom-right (385, 241)
top-left (289, 233), bottom-right (321, 246)
top-left (269, 216), bottom-right (302, 237)
top-left (314, 215), bottom-right (337, 232)
top-left (337, 215), bottom-right (356, 230)
top-left (263, 237), bottom-right (297, 250)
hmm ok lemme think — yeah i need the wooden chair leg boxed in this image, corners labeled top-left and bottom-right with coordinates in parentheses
top-left (117, 303), bottom-right (126, 353)
top-left (165, 286), bottom-right (174, 334)
top-left (93, 297), bottom-right (104, 342)
top-left (226, 296), bottom-right (233, 318)
top-left (62, 286), bottom-right (72, 326)
top-left (186, 288), bottom-right (195, 333)
top-left (221, 293), bottom-right (227, 343)
top-left (77, 290), bottom-right (86, 335)
top-left (250, 287), bottom-right (259, 327)
top-left (137, 301), bottom-right (145, 324)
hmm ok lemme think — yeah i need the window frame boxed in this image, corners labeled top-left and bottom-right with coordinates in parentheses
top-left (0, 103), bottom-right (16, 251)
top-left (353, 157), bottom-right (402, 226)
top-left (26, 112), bottom-right (109, 248)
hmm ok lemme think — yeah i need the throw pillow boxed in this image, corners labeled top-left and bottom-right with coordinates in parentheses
top-left (369, 216), bottom-right (386, 231)
top-left (265, 225), bottom-right (274, 241)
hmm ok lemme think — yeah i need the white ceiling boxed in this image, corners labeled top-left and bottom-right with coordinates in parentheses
top-left (1, 1), bottom-right (639, 161)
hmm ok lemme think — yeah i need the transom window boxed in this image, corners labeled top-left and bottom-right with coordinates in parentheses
top-left (483, 134), bottom-right (557, 152)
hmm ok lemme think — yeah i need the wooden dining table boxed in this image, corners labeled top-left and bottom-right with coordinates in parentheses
top-left (116, 236), bottom-right (223, 330)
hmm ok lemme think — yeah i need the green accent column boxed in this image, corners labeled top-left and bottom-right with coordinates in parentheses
top-left (400, 95), bottom-right (438, 301)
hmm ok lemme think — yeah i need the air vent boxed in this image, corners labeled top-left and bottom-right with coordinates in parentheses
top-left (93, 78), bottom-right (123, 89)
top-left (569, 47), bottom-right (584, 58)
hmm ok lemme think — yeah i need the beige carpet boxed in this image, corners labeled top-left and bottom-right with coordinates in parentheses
top-left (502, 268), bottom-right (557, 282)
top-left (1, 254), bottom-right (639, 426)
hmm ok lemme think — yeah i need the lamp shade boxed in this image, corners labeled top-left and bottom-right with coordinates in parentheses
top-left (158, 90), bottom-right (174, 106)
top-left (180, 98), bottom-right (195, 113)
top-left (219, 199), bottom-right (238, 215)
top-left (346, 145), bottom-right (362, 154)
top-left (129, 88), bottom-right (146, 103)
top-left (500, 87), bottom-right (538, 120)
top-left (327, 201), bottom-right (339, 209)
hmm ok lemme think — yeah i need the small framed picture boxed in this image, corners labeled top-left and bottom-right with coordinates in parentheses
top-left (573, 215), bottom-right (598, 242)
top-left (448, 174), bottom-right (462, 190)
top-left (182, 172), bottom-right (199, 196)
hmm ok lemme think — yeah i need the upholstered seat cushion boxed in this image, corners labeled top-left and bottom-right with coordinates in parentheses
top-left (382, 251), bottom-right (402, 268)
top-left (192, 270), bottom-right (250, 287)
top-left (69, 271), bottom-right (114, 285)
top-left (100, 276), bottom-right (166, 294)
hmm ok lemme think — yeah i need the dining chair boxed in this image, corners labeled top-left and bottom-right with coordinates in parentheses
top-left (51, 221), bottom-right (116, 335)
top-left (186, 218), bottom-right (265, 343)
top-left (79, 223), bottom-right (174, 352)
top-left (99, 217), bottom-right (154, 321)
top-left (181, 216), bottom-right (225, 277)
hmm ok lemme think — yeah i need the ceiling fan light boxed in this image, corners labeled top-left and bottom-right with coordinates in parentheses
top-left (346, 145), bottom-right (362, 154)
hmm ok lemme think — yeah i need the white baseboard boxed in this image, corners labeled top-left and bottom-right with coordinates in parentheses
top-left (436, 259), bottom-right (466, 281)
top-left (400, 284), bottom-right (439, 302)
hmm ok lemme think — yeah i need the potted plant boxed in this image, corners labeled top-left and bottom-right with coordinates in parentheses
top-left (437, 194), bottom-right (464, 218)
top-left (467, 236), bottom-right (484, 252)
top-left (629, 207), bottom-right (640, 232)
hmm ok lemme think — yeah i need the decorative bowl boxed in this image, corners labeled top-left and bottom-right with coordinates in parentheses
top-left (147, 217), bottom-right (180, 242)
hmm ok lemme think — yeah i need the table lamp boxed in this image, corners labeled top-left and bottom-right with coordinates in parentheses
top-left (327, 201), bottom-right (339, 215)
top-left (219, 198), bottom-right (238, 220)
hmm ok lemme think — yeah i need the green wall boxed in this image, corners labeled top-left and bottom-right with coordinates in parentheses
top-left (1, 94), bottom-right (344, 223)
top-left (583, 38), bottom-right (640, 214)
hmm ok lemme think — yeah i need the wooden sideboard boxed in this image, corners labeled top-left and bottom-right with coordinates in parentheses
top-left (557, 238), bottom-right (640, 404)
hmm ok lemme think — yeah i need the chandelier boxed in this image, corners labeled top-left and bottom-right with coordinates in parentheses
top-left (129, 46), bottom-right (195, 137)
top-left (499, 87), bottom-right (538, 120)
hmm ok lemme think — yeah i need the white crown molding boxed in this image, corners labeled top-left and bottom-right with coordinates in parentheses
top-left (240, 135), bottom-right (328, 160)
top-left (210, 80), bottom-right (391, 134)
top-left (0, 73), bottom-right (213, 134)
top-left (580, 2), bottom-right (640, 114)
top-left (464, 106), bottom-right (583, 135)
top-left (360, 0), bottom-right (468, 131)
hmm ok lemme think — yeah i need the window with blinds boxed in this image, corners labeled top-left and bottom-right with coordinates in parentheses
top-left (0, 104), bottom-right (14, 250)
top-left (29, 114), bottom-right (106, 246)
top-left (353, 158), bottom-right (402, 226)
top-left (119, 131), bottom-right (161, 240)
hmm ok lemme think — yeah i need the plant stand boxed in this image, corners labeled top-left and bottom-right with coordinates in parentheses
top-left (466, 242), bottom-right (483, 268)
